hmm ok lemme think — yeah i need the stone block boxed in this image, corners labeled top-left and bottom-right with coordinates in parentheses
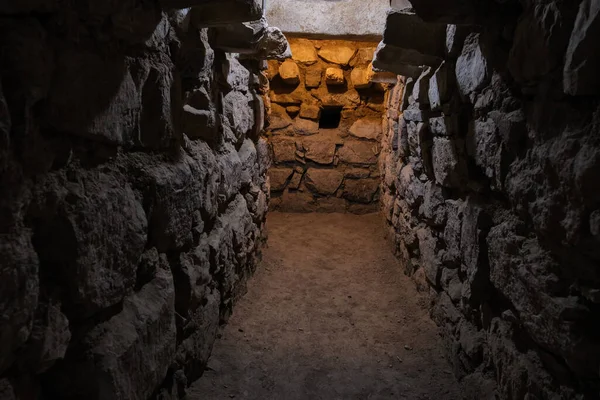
top-left (564, 0), bottom-right (600, 95)
top-left (271, 137), bottom-right (297, 163)
top-left (269, 103), bottom-right (292, 130)
top-left (372, 42), bottom-right (431, 77)
top-left (343, 178), bottom-right (380, 203)
top-left (432, 136), bottom-right (467, 188)
top-left (305, 67), bottom-right (322, 88)
top-left (294, 118), bottom-right (319, 135)
top-left (428, 61), bottom-right (452, 111)
top-left (350, 47), bottom-right (377, 67)
top-left (351, 65), bottom-right (374, 89)
top-left (318, 45), bottom-right (356, 66)
top-left (456, 34), bottom-right (489, 98)
top-left (183, 105), bottom-right (217, 142)
top-left (429, 115), bottom-right (458, 136)
top-left (299, 104), bottom-right (321, 120)
top-left (268, 168), bottom-right (293, 191)
top-left (416, 227), bottom-right (442, 287)
top-left (316, 197), bottom-right (348, 213)
top-left (223, 90), bottom-right (254, 137)
top-left (345, 168), bottom-right (371, 178)
top-left (305, 169), bottom-right (344, 195)
top-left (382, 10), bottom-right (446, 61)
top-left (338, 141), bottom-right (380, 165)
top-left (325, 68), bottom-right (345, 85)
top-left (302, 138), bottom-right (337, 165)
top-left (290, 39), bottom-right (318, 65)
top-left (278, 60), bottom-right (300, 84)
top-left (278, 190), bottom-right (316, 212)
top-left (349, 118), bottom-right (383, 140)
top-left (45, 268), bottom-right (176, 400)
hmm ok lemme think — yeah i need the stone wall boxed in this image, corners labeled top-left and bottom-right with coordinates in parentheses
top-left (265, 38), bottom-right (391, 214)
top-left (379, 1), bottom-right (600, 399)
top-left (0, 3), bottom-right (271, 399)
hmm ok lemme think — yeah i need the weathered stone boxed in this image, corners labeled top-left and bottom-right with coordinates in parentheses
top-left (325, 68), bottom-right (345, 85)
top-left (563, 0), bottom-right (600, 95)
top-left (290, 39), bottom-right (318, 65)
top-left (316, 197), bottom-right (347, 213)
top-left (456, 34), bottom-right (489, 99)
top-left (294, 118), bottom-right (319, 136)
top-left (302, 138), bottom-right (337, 165)
top-left (299, 104), bottom-right (321, 120)
top-left (271, 137), bottom-right (297, 163)
top-left (345, 168), bottom-right (371, 179)
top-left (183, 105), bottom-right (217, 142)
top-left (268, 168), bottom-right (293, 191)
top-left (288, 169), bottom-right (304, 189)
top-left (338, 141), bottom-right (380, 165)
top-left (372, 42), bottom-right (432, 77)
top-left (305, 68), bottom-right (322, 88)
top-left (382, 10), bottom-right (446, 62)
top-left (318, 45), bottom-right (356, 65)
top-left (416, 227), bottom-right (442, 287)
top-left (277, 190), bottom-right (316, 212)
top-left (432, 137), bottom-right (467, 188)
top-left (269, 103), bottom-right (293, 130)
top-left (429, 115), bottom-right (458, 136)
top-left (343, 178), bottom-right (380, 203)
top-left (278, 60), bottom-right (300, 85)
top-left (467, 118), bottom-right (503, 189)
top-left (46, 267), bottom-right (176, 400)
top-left (223, 90), bottom-right (254, 137)
top-left (286, 106), bottom-right (300, 117)
top-left (0, 379), bottom-right (15, 400)
top-left (305, 169), bottom-right (344, 195)
top-left (349, 118), bottom-right (382, 140)
top-left (350, 47), bottom-right (376, 67)
top-left (0, 232), bottom-right (39, 374)
top-left (351, 65), bottom-right (374, 89)
top-left (428, 61), bottom-right (452, 111)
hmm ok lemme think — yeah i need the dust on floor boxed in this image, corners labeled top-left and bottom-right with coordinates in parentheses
top-left (189, 212), bottom-right (464, 400)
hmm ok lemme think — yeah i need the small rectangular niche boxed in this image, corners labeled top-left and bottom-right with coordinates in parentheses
top-left (319, 106), bottom-right (343, 129)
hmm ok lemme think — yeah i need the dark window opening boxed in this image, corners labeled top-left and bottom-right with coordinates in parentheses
top-left (319, 106), bottom-right (343, 129)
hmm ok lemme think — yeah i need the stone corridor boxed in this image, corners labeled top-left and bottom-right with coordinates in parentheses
top-left (189, 212), bottom-right (464, 400)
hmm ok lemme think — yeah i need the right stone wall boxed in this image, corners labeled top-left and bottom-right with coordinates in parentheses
top-left (380, 1), bottom-right (600, 398)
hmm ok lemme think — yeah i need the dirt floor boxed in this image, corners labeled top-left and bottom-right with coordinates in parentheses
top-left (189, 212), bottom-right (464, 400)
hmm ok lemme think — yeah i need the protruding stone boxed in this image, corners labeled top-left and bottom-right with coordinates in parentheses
top-left (351, 65), bottom-right (374, 89)
top-left (294, 118), bottom-right (319, 135)
top-left (432, 136), bottom-right (467, 188)
top-left (305, 169), bottom-right (344, 195)
top-left (563, 0), bottom-right (600, 95)
top-left (299, 104), bottom-right (321, 120)
top-left (326, 68), bottom-right (345, 85)
top-left (290, 39), bottom-right (318, 65)
top-left (456, 33), bottom-right (489, 98)
top-left (269, 168), bottom-right (293, 191)
top-left (372, 42), bottom-right (426, 78)
top-left (305, 68), bottom-right (322, 88)
top-left (278, 60), bottom-right (300, 84)
top-left (382, 10), bottom-right (446, 63)
top-left (349, 118), bottom-right (383, 140)
top-left (338, 141), bottom-right (380, 165)
top-left (318, 45), bottom-right (356, 66)
top-left (271, 137), bottom-right (297, 163)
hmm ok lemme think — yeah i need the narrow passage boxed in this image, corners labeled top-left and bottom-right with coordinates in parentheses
top-left (190, 212), bottom-right (463, 400)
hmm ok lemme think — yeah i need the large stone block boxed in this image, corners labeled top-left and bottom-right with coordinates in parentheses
top-left (343, 178), bottom-right (380, 203)
top-left (302, 137), bottom-right (337, 165)
top-left (33, 170), bottom-right (147, 318)
top-left (325, 68), bottom-right (345, 85)
top-left (338, 141), bottom-right (380, 165)
top-left (318, 45), bottom-right (356, 66)
top-left (372, 42), bottom-right (436, 77)
top-left (456, 33), bottom-right (489, 99)
top-left (305, 169), bottom-right (344, 195)
top-left (45, 268), bottom-right (176, 400)
top-left (432, 136), bottom-right (467, 188)
top-left (294, 118), bottom-right (319, 136)
top-left (349, 118), bottom-right (383, 140)
top-left (351, 65), bottom-right (374, 89)
top-left (269, 168), bottom-right (293, 191)
top-left (271, 137), bottom-right (297, 163)
top-left (0, 232), bottom-right (39, 374)
top-left (382, 10), bottom-right (447, 62)
top-left (290, 39), bottom-right (318, 65)
top-left (279, 60), bottom-right (300, 85)
top-left (269, 103), bottom-right (293, 131)
top-left (564, 0), bottom-right (600, 95)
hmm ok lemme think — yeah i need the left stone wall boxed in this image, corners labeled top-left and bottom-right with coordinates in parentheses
top-left (0, 3), bottom-right (269, 399)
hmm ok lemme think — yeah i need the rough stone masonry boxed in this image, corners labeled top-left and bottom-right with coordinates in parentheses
top-left (377, 1), bottom-right (600, 399)
top-left (0, 1), bottom-right (289, 399)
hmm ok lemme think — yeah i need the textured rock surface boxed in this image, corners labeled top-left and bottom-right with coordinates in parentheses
top-left (378, 1), bottom-right (600, 399)
top-left (0, 3), bottom-right (269, 399)
top-left (266, 38), bottom-right (387, 214)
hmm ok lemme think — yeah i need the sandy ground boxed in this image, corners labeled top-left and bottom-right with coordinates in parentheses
top-left (189, 212), bottom-right (464, 400)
